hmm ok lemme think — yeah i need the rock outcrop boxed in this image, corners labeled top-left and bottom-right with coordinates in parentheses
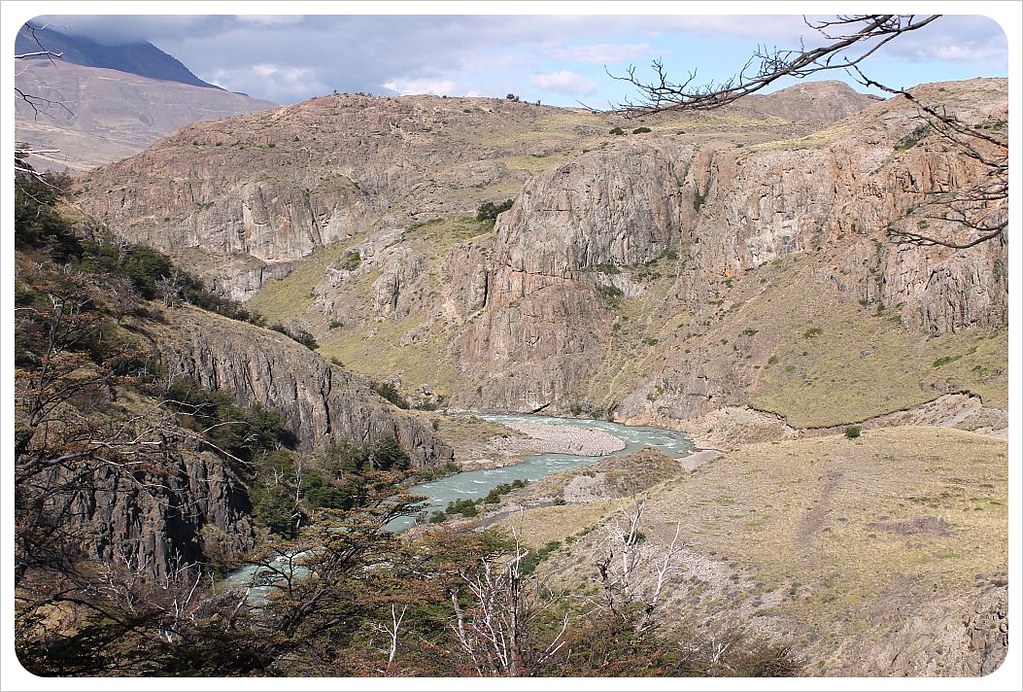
top-left (61, 442), bottom-right (256, 582)
top-left (70, 79), bottom-right (1006, 430)
top-left (446, 78), bottom-right (1006, 421)
top-left (72, 93), bottom-right (602, 299)
top-left (821, 581), bottom-right (1008, 676)
top-left (158, 306), bottom-right (453, 467)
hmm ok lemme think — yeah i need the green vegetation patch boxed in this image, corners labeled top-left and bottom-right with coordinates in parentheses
top-left (400, 215), bottom-right (493, 256)
top-left (748, 266), bottom-right (1007, 427)
top-left (247, 239), bottom-right (362, 324)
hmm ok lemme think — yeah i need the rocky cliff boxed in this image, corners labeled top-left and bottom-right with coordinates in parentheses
top-left (444, 80), bottom-right (1006, 422)
top-left (58, 437), bottom-right (257, 582)
top-left (157, 306), bottom-right (453, 467)
top-left (70, 79), bottom-right (1007, 434)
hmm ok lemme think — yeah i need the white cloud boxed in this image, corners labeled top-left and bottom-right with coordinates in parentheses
top-left (550, 42), bottom-right (652, 64)
top-left (22, 12), bottom-right (1010, 106)
top-left (531, 70), bottom-right (598, 96)
top-left (235, 15), bottom-right (305, 27)
top-left (209, 63), bottom-right (326, 102)
top-left (924, 43), bottom-right (1007, 63)
top-left (382, 78), bottom-right (457, 96)
top-left (884, 16), bottom-right (1008, 66)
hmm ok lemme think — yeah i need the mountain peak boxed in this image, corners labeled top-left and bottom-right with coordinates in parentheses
top-left (16, 25), bottom-right (220, 90)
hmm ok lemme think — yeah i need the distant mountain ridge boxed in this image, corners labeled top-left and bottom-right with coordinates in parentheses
top-left (16, 25), bottom-right (219, 90)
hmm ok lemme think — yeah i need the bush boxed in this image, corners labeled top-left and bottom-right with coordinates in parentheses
top-left (337, 250), bottom-right (361, 271)
top-left (446, 498), bottom-right (479, 518)
top-left (164, 376), bottom-right (296, 465)
top-left (476, 199), bottom-right (514, 223)
top-left (609, 127), bottom-right (625, 135)
top-left (323, 436), bottom-right (410, 473)
top-left (632, 126), bottom-right (651, 134)
top-left (519, 540), bottom-right (562, 575)
top-left (894, 123), bottom-right (930, 151)
top-left (370, 380), bottom-right (410, 409)
top-left (597, 283), bottom-right (624, 308)
top-left (14, 168), bottom-right (82, 263)
top-left (270, 324), bottom-right (319, 350)
top-left (845, 425), bottom-right (862, 439)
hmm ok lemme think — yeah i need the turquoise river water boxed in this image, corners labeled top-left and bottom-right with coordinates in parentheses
top-left (388, 413), bottom-right (695, 530)
top-left (224, 414), bottom-right (694, 595)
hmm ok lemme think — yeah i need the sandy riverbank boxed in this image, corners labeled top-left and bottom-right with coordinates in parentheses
top-left (490, 420), bottom-right (627, 457)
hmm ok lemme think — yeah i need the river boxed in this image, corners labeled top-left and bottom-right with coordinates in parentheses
top-left (222, 414), bottom-right (694, 596)
top-left (387, 413), bottom-right (695, 530)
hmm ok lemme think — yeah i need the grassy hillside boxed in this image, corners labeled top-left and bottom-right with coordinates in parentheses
top-left (487, 425), bottom-right (1007, 674)
top-left (733, 259), bottom-right (1008, 426)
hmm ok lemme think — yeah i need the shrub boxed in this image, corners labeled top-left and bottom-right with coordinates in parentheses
top-left (270, 324), bottom-right (319, 350)
top-left (894, 123), bottom-right (930, 151)
top-left (802, 327), bottom-right (823, 339)
top-left (476, 199), bottom-right (514, 223)
top-left (609, 127), bottom-right (625, 135)
top-left (322, 436), bottom-right (410, 474)
top-left (597, 283), bottom-right (624, 308)
top-left (446, 498), bottom-right (479, 518)
top-left (370, 380), bottom-right (410, 409)
top-left (164, 376), bottom-right (296, 465)
top-left (845, 425), bottom-right (862, 439)
top-left (519, 540), bottom-right (562, 575)
top-left (632, 126), bottom-right (652, 134)
top-left (337, 250), bottom-right (361, 271)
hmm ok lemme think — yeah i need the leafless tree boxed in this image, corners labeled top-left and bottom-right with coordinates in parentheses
top-left (595, 499), bottom-right (685, 633)
top-left (370, 603), bottom-right (408, 672)
top-left (611, 15), bottom-right (1007, 249)
top-left (15, 22), bottom-right (73, 176)
top-left (15, 23), bottom-right (67, 116)
top-left (856, 72), bottom-right (1007, 249)
top-left (449, 533), bottom-right (568, 676)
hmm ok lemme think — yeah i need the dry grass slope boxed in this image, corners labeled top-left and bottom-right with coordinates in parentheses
top-left (490, 425), bottom-right (1006, 676)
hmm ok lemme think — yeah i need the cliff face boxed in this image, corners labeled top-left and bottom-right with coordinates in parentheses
top-left (72, 93), bottom-right (600, 299)
top-left (445, 79), bottom-right (1006, 421)
top-left (71, 79), bottom-right (1007, 430)
top-left (57, 441), bottom-right (256, 582)
top-left (158, 307), bottom-right (453, 467)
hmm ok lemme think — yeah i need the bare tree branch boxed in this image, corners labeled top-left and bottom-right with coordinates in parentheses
top-left (611, 15), bottom-right (940, 113)
top-left (612, 14), bottom-right (1006, 250)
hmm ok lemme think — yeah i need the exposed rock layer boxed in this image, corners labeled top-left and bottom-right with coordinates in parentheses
top-left (159, 307), bottom-right (453, 467)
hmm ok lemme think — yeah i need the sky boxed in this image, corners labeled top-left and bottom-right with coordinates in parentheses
top-left (2, 3), bottom-right (1023, 692)
top-left (6, 1), bottom-right (1015, 108)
